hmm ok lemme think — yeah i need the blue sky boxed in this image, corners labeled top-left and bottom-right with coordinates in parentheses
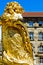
top-left (0, 0), bottom-right (43, 16)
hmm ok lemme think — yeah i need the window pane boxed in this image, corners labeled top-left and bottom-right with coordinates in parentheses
top-left (40, 57), bottom-right (43, 63)
top-left (29, 32), bottom-right (34, 40)
top-left (38, 32), bottom-right (43, 40)
top-left (38, 46), bottom-right (43, 52)
top-left (0, 26), bottom-right (2, 54)
top-left (38, 21), bottom-right (43, 26)
top-left (29, 21), bottom-right (33, 27)
top-left (0, 26), bottom-right (2, 40)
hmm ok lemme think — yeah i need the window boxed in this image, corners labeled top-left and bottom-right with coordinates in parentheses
top-left (28, 21), bottom-right (33, 27)
top-left (0, 26), bottom-right (2, 40)
top-left (0, 26), bottom-right (2, 55)
top-left (38, 32), bottom-right (43, 40)
top-left (40, 57), bottom-right (43, 63)
top-left (38, 21), bottom-right (43, 27)
top-left (29, 32), bottom-right (34, 41)
top-left (38, 46), bottom-right (43, 52)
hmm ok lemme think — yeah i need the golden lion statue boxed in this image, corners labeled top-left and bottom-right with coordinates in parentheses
top-left (1, 2), bottom-right (34, 65)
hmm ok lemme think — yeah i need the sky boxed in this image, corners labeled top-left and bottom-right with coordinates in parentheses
top-left (0, 0), bottom-right (43, 16)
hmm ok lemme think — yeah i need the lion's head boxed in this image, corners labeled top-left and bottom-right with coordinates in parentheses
top-left (2, 2), bottom-right (24, 21)
top-left (5, 2), bottom-right (24, 14)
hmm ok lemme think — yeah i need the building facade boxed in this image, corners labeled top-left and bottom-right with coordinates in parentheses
top-left (23, 12), bottom-right (43, 65)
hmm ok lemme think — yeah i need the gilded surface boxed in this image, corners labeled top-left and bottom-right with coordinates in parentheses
top-left (1, 2), bottom-right (34, 65)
